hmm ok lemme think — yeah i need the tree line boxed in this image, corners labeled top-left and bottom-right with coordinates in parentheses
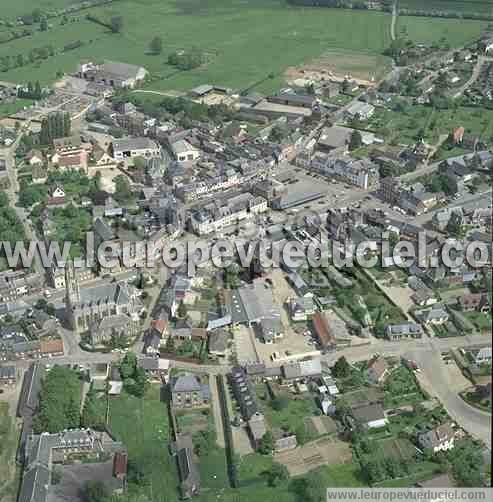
top-left (39, 112), bottom-right (71, 145)
top-left (18, 81), bottom-right (43, 100)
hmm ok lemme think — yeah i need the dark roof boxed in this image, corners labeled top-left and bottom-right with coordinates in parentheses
top-left (352, 403), bottom-right (386, 424)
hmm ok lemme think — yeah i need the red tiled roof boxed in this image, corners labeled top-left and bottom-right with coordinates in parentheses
top-left (40, 339), bottom-right (64, 354)
top-left (312, 312), bottom-right (336, 348)
top-left (151, 319), bottom-right (168, 334)
top-left (113, 451), bottom-right (128, 477)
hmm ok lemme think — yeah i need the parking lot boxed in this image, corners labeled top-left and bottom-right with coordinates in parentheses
top-left (232, 324), bottom-right (259, 365)
top-left (254, 270), bottom-right (321, 363)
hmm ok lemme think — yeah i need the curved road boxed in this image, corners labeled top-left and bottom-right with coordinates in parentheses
top-left (390, 1), bottom-right (398, 42)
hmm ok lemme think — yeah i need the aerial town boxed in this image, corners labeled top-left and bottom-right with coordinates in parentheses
top-left (0, 1), bottom-right (491, 502)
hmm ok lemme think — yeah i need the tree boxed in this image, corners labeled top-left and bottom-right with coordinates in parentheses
top-left (32, 366), bottom-right (81, 433)
top-left (119, 352), bottom-right (137, 379)
top-left (449, 439), bottom-right (485, 487)
top-left (332, 356), bottom-right (351, 378)
top-left (268, 124), bottom-right (285, 143)
top-left (177, 300), bottom-right (188, 319)
top-left (271, 395), bottom-right (289, 411)
top-left (40, 18), bottom-right (48, 32)
top-left (113, 175), bottom-right (133, 204)
top-left (447, 211), bottom-right (463, 236)
top-left (83, 480), bottom-right (109, 502)
top-left (110, 16), bottom-right (124, 33)
top-left (149, 36), bottom-right (163, 54)
top-left (289, 467), bottom-right (326, 502)
top-left (81, 390), bottom-right (106, 429)
top-left (16, 54), bottom-right (24, 67)
top-left (342, 79), bottom-right (351, 93)
top-left (164, 335), bottom-right (175, 353)
top-left (295, 424), bottom-right (308, 446)
top-left (348, 130), bottom-right (362, 151)
top-left (132, 156), bottom-right (146, 169)
top-left (267, 462), bottom-right (290, 487)
top-left (258, 431), bottom-right (274, 455)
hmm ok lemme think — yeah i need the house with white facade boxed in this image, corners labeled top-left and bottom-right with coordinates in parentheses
top-left (418, 423), bottom-right (455, 453)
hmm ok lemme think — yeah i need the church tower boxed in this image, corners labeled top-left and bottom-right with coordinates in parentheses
top-left (65, 262), bottom-right (81, 329)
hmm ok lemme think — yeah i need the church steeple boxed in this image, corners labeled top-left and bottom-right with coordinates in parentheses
top-left (65, 261), bottom-right (81, 307)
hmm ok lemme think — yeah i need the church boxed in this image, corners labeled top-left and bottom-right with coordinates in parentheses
top-left (64, 264), bottom-right (143, 343)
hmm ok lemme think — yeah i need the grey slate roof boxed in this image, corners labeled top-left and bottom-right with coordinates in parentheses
top-left (172, 374), bottom-right (202, 393)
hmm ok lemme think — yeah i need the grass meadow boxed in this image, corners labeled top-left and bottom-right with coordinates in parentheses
top-left (0, 0), bottom-right (487, 94)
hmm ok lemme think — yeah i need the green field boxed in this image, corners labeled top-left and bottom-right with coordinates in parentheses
top-left (0, 0), bottom-right (486, 94)
top-left (400, 0), bottom-right (493, 15)
top-left (108, 385), bottom-right (181, 501)
top-left (396, 15), bottom-right (488, 45)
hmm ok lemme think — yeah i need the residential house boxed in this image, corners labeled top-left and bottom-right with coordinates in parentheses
top-left (386, 323), bottom-right (423, 341)
top-left (0, 365), bottom-right (16, 386)
top-left (351, 403), bottom-right (388, 429)
top-left (52, 135), bottom-right (88, 171)
top-left (366, 356), bottom-right (389, 384)
top-left (287, 296), bottom-right (316, 321)
top-left (346, 101), bottom-right (375, 120)
top-left (173, 434), bottom-right (201, 499)
top-left (170, 374), bottom-right (210, 409)
top-left (417, 423), bottom-right (455, 452)
top-left (311, 311), bottom-right (336, 351)
top-left (466, 346), bottom-right (492, 366)
top-left (26, 149), bottom-right (43, 166)
top-left (208, 329), bottom-right (230, 358)
top-left (230, 366), bottom-right (259, 413)
top-left (418, 304), bottom-right (449, 326)
top-left (247, 412), bottom-right (267, 450)
top-left (138, 357), bottom-right (169, 382)
top-left (459, 293), bottom-right (490, 313)
top-left (39, 338), bottom-right (64, 358)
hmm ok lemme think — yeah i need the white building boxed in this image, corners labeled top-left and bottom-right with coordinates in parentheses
top-left (171, 139), bottom-right (200, 163)
top-left (111, 137), bottom-right (160, 161)
top-left (346, 101), bottom-right (375, 120)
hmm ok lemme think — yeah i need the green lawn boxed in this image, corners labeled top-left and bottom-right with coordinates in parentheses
top-left (463, 311), bottom-right (492, 332)
top-left (0, 99), bottom-right (34, 118)
top-left (262, 393), bottom-right (319, 433)
top-left (108, 385), bottom-right (181, 502)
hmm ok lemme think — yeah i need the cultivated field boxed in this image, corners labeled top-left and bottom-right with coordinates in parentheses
top-left (275, 436), bottom-right (352, 476)
top-left (0, 0), bottom-right (487, 94)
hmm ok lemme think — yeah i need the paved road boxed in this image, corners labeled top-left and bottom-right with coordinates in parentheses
top-left (390, 1), bottom-right (398, 42)
top-left (406, 346), bottom-right (491, 448)
top-left (452, 56), bottom-right (492, 100)
top-left (322, 334), bottom-right (492, 448)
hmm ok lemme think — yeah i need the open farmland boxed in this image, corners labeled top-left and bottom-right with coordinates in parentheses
top-left (396, 14), bottom-right (488, 46)
top-left (0, 0), bottom-right (486, 94)
top-left (400, 0), bottom-right (493, 16)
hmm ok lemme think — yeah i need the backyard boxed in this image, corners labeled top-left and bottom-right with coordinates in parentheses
top-left (108, 385), bottom-right (181, 501)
